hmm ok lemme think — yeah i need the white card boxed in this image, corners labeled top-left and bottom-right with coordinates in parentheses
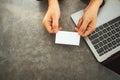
top-left (55, 31), bottom-right (80, 46)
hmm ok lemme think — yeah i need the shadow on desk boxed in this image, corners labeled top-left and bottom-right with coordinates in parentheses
top-left (102, 51), bottom-right (120, 75)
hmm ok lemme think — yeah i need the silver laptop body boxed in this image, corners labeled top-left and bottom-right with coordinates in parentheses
top-left (71, 0), bottom-right (120, 62)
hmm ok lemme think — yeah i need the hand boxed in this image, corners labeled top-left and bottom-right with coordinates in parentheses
top-left (42, 0), bottom-right (62, 34)
top-left (75, 0), bottom-right (103, 37)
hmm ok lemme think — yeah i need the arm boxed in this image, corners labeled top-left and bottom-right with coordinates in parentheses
top-left (42, 0), bottom-right (62, 34)
top-left (76, 0), bottom-right (103, 37)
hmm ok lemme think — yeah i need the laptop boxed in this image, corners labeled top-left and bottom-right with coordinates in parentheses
top-left (71, 0), bottom-right (120, 62)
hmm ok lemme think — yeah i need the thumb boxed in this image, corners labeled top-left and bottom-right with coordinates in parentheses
top-left (52, 16), bottom-right (59, 33)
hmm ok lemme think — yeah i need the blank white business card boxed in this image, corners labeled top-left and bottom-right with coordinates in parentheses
top-left (55, 31), bottom-right (80, 46)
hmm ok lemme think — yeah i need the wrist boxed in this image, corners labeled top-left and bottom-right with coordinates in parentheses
top-left (89, 0), bottom-right (103, 9)
top-left (48, 0), bottom-right (59, 7)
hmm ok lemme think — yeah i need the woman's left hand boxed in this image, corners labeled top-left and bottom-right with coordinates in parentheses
top-left (75, 0), bottom-right (103, 37)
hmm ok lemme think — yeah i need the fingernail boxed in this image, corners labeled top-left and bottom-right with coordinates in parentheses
top-left (78, 32), bottom-right (81, 35)
top-left (75, 27), bottom-right (78, 31)
top-left (54, 29), bottom-right (58, 33)
top-left (78, 31), bottom-right (83, 35)
top-left (59, 27), bottom-right (62, 30)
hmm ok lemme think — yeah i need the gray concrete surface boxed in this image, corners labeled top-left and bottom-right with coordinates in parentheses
top-left (0, 0), bottom-right (120, 80)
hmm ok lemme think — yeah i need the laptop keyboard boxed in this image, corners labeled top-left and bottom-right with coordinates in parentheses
top-left (88, 16), bottom-right (120, 56)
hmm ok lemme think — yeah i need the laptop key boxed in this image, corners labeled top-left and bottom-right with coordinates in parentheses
top-left (115, 33), bottom-right (120, 37)
top-left (107, 27), bottom-right (111, 31)
top-left (107, 32), bottom-right (112, 36)
top-left (112, 41), bottom-right (117, 45)
top-left (117, 28), bottom-right (120, 31)
top-left (103, 29), bottom-right (107, 33)
top-left (115, 28), bottom-right (120, 32)
top-left (114, 22), bottom-right (119, 27)
top-left (103, 40), bottom-right (108, 44)
top-left (110, 25), bottom-right (115, 29)
top-left (108, 43), bottom-right (113, 48)
top-left (108, 16), bottom-right (120, 25)
top-left (97, 48), bottom-right (104, 55)
top-left (103, 34), bottom-right (108, 38)
top-left (107, 38), bottom-right (112, 42)
top-left (116, 38), bottom-right (120, 43)
top-left (111, 35), bottom-right (116, 40)
top-left (96, 27), bottom-right (100, 32)
top-left (103, 45), bottom-right (108, 50)
top-left (92, 38), bottom-right (100, 45)
top-left (119, 21), bottom-right (120, 24)
top-left (99, 25), bottom-right (104, 30)
top-left (98, 31), bottom-right (103, 35)
top-left (94, 44), bottom-right (99, 49)
top-left (99, 36), bottom-right (104, 41)
top-left (99, 42), bottom-right (104, 47)
top-left (89, 34), bottom-right (97, 40)
top-left (103, 23), bottom-right (109, 28)
top-left (111, 30), bottom-right (116, 34)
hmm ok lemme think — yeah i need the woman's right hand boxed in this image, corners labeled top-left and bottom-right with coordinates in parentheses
top-left (42, 0), bottom-right (62, 34)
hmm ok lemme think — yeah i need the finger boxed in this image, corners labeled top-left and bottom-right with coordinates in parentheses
top-left (79, 18), bottom-right (90, 34)
top-left (82, 18), bottom-right (97, 37)
top-left (43, 20), bottom-right (54, 34)
top-left (52, 16), bottom-right (59, 33)
top-left (55, 26), bottom-right (62, 34)
top-left (75, 27), bottom-right (78, 32)
top-left (59, 26), bottom-right (62, 30)
top-left (76, 18), bottom-right (83, 35)
top-left (77, 18), bottom-right (83, 29)
top-left (82, 24), bottom-right (96, 37)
